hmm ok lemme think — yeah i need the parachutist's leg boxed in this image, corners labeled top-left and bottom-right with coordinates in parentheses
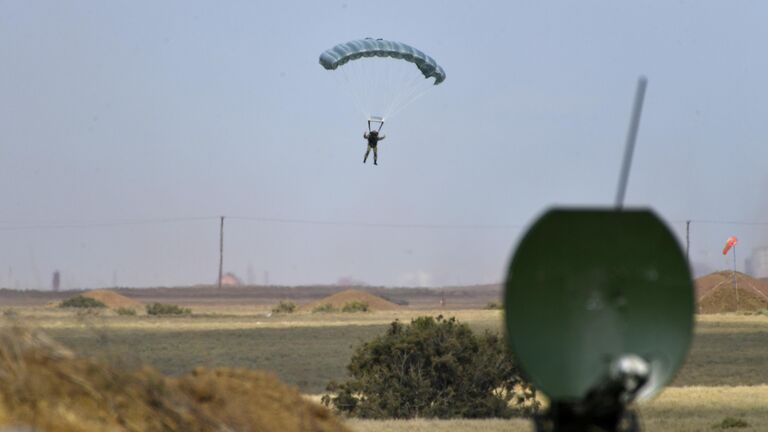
top-left (363, 146), bottom-right (370, 163)
top-left (373, 147), bottom-right (378, 165)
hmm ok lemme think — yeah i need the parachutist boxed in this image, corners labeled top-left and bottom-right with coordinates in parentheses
top-left (363, 130), bottom-right (385, 165)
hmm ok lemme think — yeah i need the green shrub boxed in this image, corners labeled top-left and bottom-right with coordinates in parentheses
top-left (59, 295), bottom-right (106, 309)
top-left (322, 315), bottom-right (539, 419)
top-left (115, 307), bottom-right (137, 316)
top-left (485, 301), bottom-right (503, 310)
top-left (145, 303), bottom-right (190, 316)
top-left (715, 417), bottom-right (749, 429)
top-left (312, 303), bottom-right (337, 313)
top-left (272, 301), bottom-right (296, 314)
top-left (341, 301), bottom-right (369, 313)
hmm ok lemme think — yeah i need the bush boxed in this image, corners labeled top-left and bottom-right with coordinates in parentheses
top-left (145, 303), bottom-right (190, 316)
top-left (341, 301), bottom-right (369, 313)
top-left (115, 307), bottom-right (137, 316)
top-left (322, 315), bottom-right (539, 419)
top-left (715, 417), bottom-right (749, 429)
top-left (312, 303), bottom-right (337, 313)
top-left (272, 301), bottom-right (296, 314)
top-left (485, 301), bottom-right (503, 310)
top-left (59, 296), bottom-right (106, 309)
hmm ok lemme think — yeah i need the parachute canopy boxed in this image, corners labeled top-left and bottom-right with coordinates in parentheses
top-left (319, 38), bottom-right (446, 122)
top-left (319, 38), bottom-right (446, 85)
top-left (722, 236), bottom-right (738, 255)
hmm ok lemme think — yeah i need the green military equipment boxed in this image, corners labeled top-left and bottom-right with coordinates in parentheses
top-left (504, 208), bottom-right (694, 431)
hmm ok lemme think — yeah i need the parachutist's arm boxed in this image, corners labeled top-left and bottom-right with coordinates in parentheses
top-left (364, 132), bottom-right (369, 139)
top-left (379, 134), bottom-right (386, 141)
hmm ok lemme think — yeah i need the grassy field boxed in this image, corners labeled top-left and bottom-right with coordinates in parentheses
top-left (2, 307), bottom-right (768, 431)
top-left (348, 386), bottom-right (768, 432)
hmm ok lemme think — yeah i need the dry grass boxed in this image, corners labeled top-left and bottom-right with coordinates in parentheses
top-left (346, 386), bottom-right (768, 432)
top-left (2, 307), bottom-right (502, 330)
top-left (0, 325), bottom-right (349, 432)
top-left (639, 385), bottom-right (768, 431)
top-left (347, 418), bottom-right (532, 432)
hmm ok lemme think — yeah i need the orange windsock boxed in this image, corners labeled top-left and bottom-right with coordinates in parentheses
top-left (722, 236), bottom-right (738, 255)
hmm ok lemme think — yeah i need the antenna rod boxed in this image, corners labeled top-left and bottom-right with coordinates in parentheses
top-left (615, 76), bottom-right (648, 209)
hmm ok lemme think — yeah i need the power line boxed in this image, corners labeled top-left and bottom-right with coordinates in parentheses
top-left (0, 214), bottom-right (524, 231)
top-left (4, 214), bottom-right (768, 233)
top-left (227, 215), bottom-right (525, 230)
top-left (0, 216), bottom-right (218, 231)
top-left (685, 219), bottom-right (768, 227)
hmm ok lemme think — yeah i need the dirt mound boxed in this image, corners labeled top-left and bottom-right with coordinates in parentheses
top-left (81, 289), bottom-right (142, 308)
top-left (695, 271), bottom-right (768, 313)
top-left (300, 289), bottom-right (400, 312)
top-left (0, 326), bottom-right (349, 432)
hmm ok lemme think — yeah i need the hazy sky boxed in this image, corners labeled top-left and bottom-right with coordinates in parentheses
top-left (1, 1), bottom-right (767, 289)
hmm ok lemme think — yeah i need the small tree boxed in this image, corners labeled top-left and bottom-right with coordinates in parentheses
top-left (322, 315), bottom-right (539, 419)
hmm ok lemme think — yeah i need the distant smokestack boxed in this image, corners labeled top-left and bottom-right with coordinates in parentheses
top-left (52, 271), bottom-right (61, 292)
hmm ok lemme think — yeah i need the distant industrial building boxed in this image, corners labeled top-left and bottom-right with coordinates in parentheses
top-left (748, 247), bottom-right (768, 278)
top-left (219, 272), bottom-right (243, 287)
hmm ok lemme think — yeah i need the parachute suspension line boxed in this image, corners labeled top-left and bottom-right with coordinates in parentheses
top-left (338, 65), bottom-right (369, 120)
top-left (385, 83), bottom-right (434, 120)
top-left (383, 73), bottom-right (435, 120)
top-left (381, 59), bottom-right (420, 119)
top-left (390, 74), bottom-right (429, 112)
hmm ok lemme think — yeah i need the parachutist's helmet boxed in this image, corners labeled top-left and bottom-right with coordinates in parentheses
top-left (369, 130), bottom-right (378, 136)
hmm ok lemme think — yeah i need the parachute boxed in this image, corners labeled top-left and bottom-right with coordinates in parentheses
top-left (319, 38), bottom-right (446, 130)
top-left (722, 236), bottom-right (738, 255)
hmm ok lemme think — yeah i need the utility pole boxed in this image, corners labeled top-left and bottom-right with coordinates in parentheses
top-left (218, 216), bottom-right (224, 290)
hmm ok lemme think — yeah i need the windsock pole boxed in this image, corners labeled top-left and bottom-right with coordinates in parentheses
top-left (733, 245), bottom-right (739, 311)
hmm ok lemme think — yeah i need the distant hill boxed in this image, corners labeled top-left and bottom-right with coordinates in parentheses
top-left (0, 283), bottom-right (502, 309)
top-left (695, 271), bottom-right (768, 313)
top-left (299, 289), bottom-right (400, 312)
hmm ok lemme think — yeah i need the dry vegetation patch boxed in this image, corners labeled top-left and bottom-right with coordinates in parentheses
top-left (0, 325), bottom-right (349, 432)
